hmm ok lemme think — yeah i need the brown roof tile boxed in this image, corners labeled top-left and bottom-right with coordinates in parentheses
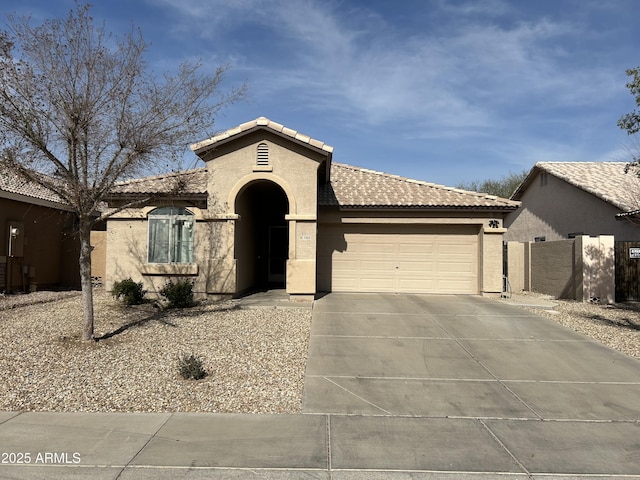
top-left (514, 162), bottom-right (637, 211)
top-left (106, 163), bottom-right (519, 210)
top-left (108, 168), bottom-right (208, 197)
top-left (0, 169), bottom-right (67, 207)
top-left (191, 117), bottom-right (334, 155)
top-left (320, 163), bottom-right (519, 209)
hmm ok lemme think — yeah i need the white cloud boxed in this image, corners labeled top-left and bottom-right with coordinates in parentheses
top-left (148, 0), bottom-right (627, 142)
top-left (436, 0), bottom-right (513, 17)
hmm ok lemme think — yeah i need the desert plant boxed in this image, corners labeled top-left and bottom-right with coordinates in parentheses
top-left (160, 279), bottom-right (194, 308)
top-left (178, 353), bottom-right (207, 380)
top-left (112, 278), bottom-right (146, 305)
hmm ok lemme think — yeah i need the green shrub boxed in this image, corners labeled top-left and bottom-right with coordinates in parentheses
top-left (112, 278), bottom-right (146, 305)
top-left (178, 353), bottom-right (207, 380)
top-left (160, 279), bottom-right (194, 308)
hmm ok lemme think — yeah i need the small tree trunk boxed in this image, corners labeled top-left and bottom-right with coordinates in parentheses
top-left (78, 220), bottom-right (95, 342)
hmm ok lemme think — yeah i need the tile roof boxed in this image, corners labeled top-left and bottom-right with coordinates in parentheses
top-left (107, 163), bottom-right (518, 210)
top-left (0, 169), bottom-right (67, 207)
top-left (190, 117), bottom-right (334, 156)
top-left (320, 163), bottom-right (520, 209)
top-left (513, 162), bottom-right (638, 211)
top-left (108, 168), bottom-right (208, 197)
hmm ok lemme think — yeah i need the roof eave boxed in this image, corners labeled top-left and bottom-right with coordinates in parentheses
top-left (104, 192), bottom-right (208, 203)
top-left (193, 127), bottom-right (334, 160)
top-left (510, 164), bottom-right (540, 200)
top-left (333, 204), bottom-right (520, 212)
top-left (191, 118), bottom-right (334, 160)
top-left (0, 189), bottom-right (73, 211)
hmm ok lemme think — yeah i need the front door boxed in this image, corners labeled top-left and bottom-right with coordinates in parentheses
top-left (268, 226), bottom-right (287, 284)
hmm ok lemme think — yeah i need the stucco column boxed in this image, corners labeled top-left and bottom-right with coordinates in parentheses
top-left (575, 235), bottom-right (615, 303)
top-left (204, 214), bottom-right (238, 296)
top-left (481, 226), bottom-right (507, 296)
top-left (285, 214), bottom-right (317, 300)
top-left (506, 241), bottom-right (525, 293)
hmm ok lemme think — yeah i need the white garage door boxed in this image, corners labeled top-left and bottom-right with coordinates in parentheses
top-left (317, 224), bottom-right (479, 294)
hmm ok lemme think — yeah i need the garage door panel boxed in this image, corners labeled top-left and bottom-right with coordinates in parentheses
top-left (397, 261), bottom-right (434, 272)
top-left (360, 243), bottom-right (394, 254)
top-left (361, 277), bottom-right (396, 290)
top-left (332, 278), bottom-right (358, 290)
top-left (399, 244), bottom-right (435, 255)
top-left (442, 265), bottom-right (475, 274)
top-left (317, 225), bottom-right (479, 294)
top-left (397, 279), bottom-right (436, 292)
top-left (332, 259), bottom-right (359, 269)
top-left (439, 245), bottom-right (470, 256)
top-left (439, 279), bottom-right (476, 291)
top-left (362, 261), bottom-right (396, 271)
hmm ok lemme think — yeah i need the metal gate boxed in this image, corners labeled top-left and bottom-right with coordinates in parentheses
top-left (615, 241), bottom-right (640, 301)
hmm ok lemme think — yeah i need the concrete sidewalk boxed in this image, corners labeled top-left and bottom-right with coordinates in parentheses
top-left (1, 293), bottom-right (640, 479)
top-left (4, 410), bottom-right (640, 479)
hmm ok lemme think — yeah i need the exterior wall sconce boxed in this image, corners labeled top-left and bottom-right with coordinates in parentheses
top-left (7, 222), bottom-right (25, 258)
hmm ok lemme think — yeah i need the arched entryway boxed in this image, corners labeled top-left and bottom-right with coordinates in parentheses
top-left (234, 180), bottom-right (289, 293)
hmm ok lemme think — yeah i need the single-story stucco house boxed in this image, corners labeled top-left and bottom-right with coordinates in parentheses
top-left (103, 117), bottom-right (519, 300)
top-left (505, 162), bottom-right (640, 243)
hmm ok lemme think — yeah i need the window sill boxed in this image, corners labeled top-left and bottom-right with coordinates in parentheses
top-left (252, 165), bottom-right (273, 172)
top-left (141, 264), bottom-right (198, 276)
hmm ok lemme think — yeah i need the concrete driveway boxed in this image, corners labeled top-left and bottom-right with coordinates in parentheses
top-left (2, 293), bottom-right (640, 479)
top-left (303, 293), bottom-right (640, 476)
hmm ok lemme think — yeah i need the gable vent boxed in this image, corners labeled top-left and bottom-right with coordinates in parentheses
top-left (257, 143), bottom-right (269, 166)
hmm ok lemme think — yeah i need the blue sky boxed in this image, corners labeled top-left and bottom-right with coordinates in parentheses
top-left (3, 0), bottom-right (639, 187)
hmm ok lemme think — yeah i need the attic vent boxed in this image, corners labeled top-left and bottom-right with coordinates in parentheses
top-left (257, 143), bottom-right (269, 166)
top-left (540, 172), bottom-right (548, 187)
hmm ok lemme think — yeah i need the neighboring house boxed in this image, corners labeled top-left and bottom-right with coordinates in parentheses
top-left (504, 162), bottom-right (640, 242)
top-left (0, 170), bottom-right (80, 291)
top-left (104, 117), bottom-right (519, 300)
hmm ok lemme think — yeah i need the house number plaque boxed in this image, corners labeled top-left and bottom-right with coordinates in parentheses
top-left (629, 248), bottom-right (640, 259)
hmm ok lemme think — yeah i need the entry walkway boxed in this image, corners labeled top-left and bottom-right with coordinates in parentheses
top-left (1, 293), bottom-right (640, 479)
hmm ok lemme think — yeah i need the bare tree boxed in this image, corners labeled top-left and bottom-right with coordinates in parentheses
top-left (0, 3), bottom-right (245, 341)
top-left (456, 170), bottom-right (528, 199)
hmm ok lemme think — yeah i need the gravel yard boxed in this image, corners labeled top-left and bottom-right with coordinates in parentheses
top-left (0, 289), bottom-right (311, 413)
top-left (1, 289), bottom-right (639, 414)
top-left (506, 292), bottom-right (640, 360)
top-left (536, 302), bottom-right (640, 359)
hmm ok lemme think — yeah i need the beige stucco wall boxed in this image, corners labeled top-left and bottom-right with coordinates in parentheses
top-left (505, 172), bottom-right (640, 242)
top-left (202, 130), bottom-right (325, 298)
top-left (578, 235), bottom-right (615, 303)
top-left (205, 131), bottom-right (324, 216)
top-left (481, 228), bottom-right (507, 295)
top-left (506, 241), bottom-right (526, 292)
top-left (507, 235), bottom-right (615, 303)
top-left (103, 205), bottom-right (227, 298)
top-left (105, 130), bottom-right (326, 299)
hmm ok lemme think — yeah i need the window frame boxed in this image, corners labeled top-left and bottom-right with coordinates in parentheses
top-left (147, 207), bottom-right (195, 264)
